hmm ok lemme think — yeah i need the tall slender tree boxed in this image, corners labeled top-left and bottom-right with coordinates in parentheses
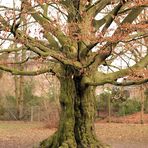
top-left (0, 0), bottom-right (148, 147)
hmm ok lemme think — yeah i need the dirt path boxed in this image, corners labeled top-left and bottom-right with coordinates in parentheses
top-left (0, 121), bottom-right (148, 148)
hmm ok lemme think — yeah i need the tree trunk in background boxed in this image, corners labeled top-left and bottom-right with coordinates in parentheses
top-left (14, 15), bottom-right (27, 120)
top-left (140, 85), bottom-right (144, 124)
top-left (14, 51), bottom-right (21, 119)
top-left (18, 49), bottom-right (26, 120)
top-left (18, 75), bottom-right (24, 120)
top-left (14, 74), bottom-right (20, 119)
top-left (108, 94), bottom-right (111, 123)
top-left (14, 48), bottom-right (26, 120)
top-left (40, 74), bottom-right (106, 148)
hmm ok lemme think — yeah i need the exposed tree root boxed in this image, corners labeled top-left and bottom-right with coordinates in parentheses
top-left (39, 132), bottom-right (110, 148)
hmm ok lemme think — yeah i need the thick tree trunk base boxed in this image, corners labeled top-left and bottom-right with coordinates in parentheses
top-left (40, 131), bottom-right (76, 148)
top-left (39, 74), bottom-right (110, 148)
top-left (39, 132), bottom-right (109, 148)
top-left (40, 138), bottom-right (107, 148)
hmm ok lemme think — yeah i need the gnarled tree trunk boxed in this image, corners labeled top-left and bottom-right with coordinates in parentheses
top-left (74, 77), bottom-right (100, 148)
top-left (40, 72), bottom-right (106, 148)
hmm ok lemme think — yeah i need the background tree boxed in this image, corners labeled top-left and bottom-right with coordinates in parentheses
top-left (0, 0), bottom-right (148, 147)
top-left (12, 0), bottom-right (27, 119)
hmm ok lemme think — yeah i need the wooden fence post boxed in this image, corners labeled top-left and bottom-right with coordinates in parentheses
top-left (31, 106), bottom-right (34, 122)
top-left (140, 85), bottom-right (144, 124)
top-left (108, 94), bottom-right (111, 123)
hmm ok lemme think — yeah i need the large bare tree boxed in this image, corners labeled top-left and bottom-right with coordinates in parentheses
top-left (0, 0), bottom-right (148, 147)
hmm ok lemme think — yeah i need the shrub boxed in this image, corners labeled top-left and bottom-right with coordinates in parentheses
top-left (118, 99), bottom-right (141, 116)
top-left (98, 92), bottom-right (109, 112)
top-left (0, 104), bottom-right (5, 116)
top-left (23, 81), bottom-right (41, 107)
top-left (144, 97), bottom-right (148, 113)
top-left (98, 91), bottom-right (141, 116)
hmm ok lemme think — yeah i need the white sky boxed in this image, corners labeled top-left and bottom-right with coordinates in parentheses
top-left (0, 0), bottom-right (21, 7)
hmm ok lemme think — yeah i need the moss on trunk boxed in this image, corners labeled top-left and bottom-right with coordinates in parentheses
top-left (40, 75), bottom-right (107, 148)
top-left (74, 80), bottom-right (99, 148)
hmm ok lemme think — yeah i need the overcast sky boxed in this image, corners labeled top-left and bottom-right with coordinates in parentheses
top-left (0, 0), bottom-right (144, 75)
top-left (0, 0), bottom-right (21, 7)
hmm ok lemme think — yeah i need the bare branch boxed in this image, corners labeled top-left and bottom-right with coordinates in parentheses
top-left (84, 53), bottom-right (148, 86)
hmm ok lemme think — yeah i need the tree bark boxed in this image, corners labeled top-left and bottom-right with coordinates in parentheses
top-left (14, 51), bottom-right (21, 119)
top-left (74, 77), bottom-right (101, 148)
top-left (40, 74), bottom-right (106, 148)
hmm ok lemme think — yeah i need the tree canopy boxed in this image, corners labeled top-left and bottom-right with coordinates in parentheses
top-left (0, 0), bottom-right (148, 147)
top-left (0, 0), bottom-right (147, 85)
